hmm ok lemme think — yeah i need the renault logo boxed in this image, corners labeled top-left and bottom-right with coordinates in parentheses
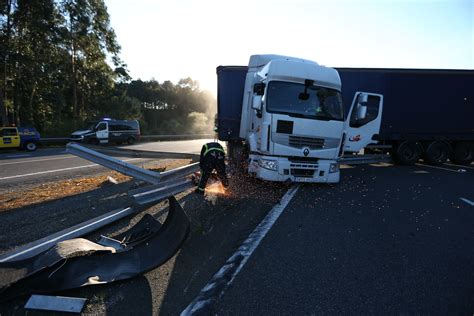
top-left (303, 147), bottom-right (310, 156)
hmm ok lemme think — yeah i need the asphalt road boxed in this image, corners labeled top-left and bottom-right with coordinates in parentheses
top-left (0, 155), bottom-right (473, 314)
top-left (213, 162), bottom-right (474, 314)
top-left (0, 139), bottom-right (213, 190)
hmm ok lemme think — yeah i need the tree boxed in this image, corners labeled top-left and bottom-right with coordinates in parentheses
top-left (59, 0), bottom-right (121, 117)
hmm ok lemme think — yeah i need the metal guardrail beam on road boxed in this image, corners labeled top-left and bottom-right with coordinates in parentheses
top-left (0, 206), bottom-right (136, 262)
top-left (88, 146), bottom-right (199, 160)
top-left (133, 179), bottom-right (195, 206)
top-left (67, 143), bottom-right (162, 184)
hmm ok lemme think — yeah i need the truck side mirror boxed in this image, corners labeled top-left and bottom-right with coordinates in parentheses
top-left (253, 83), bottom-right (265, 96)
top-left (356, 105), bottom-right (367, 120)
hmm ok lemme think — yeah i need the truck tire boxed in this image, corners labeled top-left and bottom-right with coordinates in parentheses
top-left (25, 142), bottom-right (37, 152)
top-left (423, 141), bottom-right (450, 165)
top-left (450, 142), bottom-right (473, 165)
top-left (392, 141), bottom-right (422, 165)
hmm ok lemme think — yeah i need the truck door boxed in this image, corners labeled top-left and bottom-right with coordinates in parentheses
top-left (344, 92), bottom-right (383, 153)
top-left (96, 122), bottom-right (109, 144)
top-left (0, 127), bottom-right (21, 148)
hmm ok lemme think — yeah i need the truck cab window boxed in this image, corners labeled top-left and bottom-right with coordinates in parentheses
top-left (350, 95), bottom-right (381, 127)
top-left (267, 81), bottom-right (344, 121)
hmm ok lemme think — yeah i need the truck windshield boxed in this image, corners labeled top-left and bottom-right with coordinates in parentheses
top-left (266, 81), bottom-right (344, 121)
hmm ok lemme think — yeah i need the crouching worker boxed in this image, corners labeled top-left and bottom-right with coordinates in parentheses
top-left (195, 142), bottom-right (229, 195)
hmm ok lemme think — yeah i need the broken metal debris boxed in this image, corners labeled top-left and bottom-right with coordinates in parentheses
top-left (25, 295), bottom-right (87, 313)
top-left (0, 196), bottom-right (190, 302)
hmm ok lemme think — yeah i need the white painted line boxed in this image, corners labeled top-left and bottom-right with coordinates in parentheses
top-left (0, 207), bottom-right (133, 262)
top-left (0, 158), bottom-right (142, 180)
top-left (415, 163), bottom-right (466, 173)
top-left (446, 163), bottom-right (474, 170)
top-left (460, 197), bottom-right (474, 206)
top-left (181, 184), bottom-right (301, 315)
top-left (0, 155), bottom-right (76, 166)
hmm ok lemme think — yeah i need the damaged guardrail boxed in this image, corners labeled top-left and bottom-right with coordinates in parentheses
top-left (67, 143), bottom-right (162, 184)
top-left (66, 143), bottom-right (200, 184)
top-left (85, 145), bottom-right (199, 161)
top-left (133, 179), bottom-right (195, 206)
top-left (0, 207), bottom-right (136, 262)
top-left (0, 196), bottom-right (190, 302)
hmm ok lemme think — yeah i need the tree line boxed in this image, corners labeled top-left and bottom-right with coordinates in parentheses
top-left (0, 0), bottom-right (216, 136)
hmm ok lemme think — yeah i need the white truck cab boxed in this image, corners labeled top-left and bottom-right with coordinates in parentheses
top-left (217, 54), bottom-right (383, 183)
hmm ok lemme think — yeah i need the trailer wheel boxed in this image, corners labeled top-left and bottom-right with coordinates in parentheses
top-left (423, 141), bottom-right (450, 165)
top-left (393, 141), bottom-right (422, 165)
top-left (450, 142), bottom-right (473, 165)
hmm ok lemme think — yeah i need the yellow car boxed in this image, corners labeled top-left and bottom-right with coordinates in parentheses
top-left (0, 126), bottom-right (40, 151)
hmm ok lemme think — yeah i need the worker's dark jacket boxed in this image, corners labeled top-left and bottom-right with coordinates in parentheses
top-left (197, 142), bottom-right (228, 191)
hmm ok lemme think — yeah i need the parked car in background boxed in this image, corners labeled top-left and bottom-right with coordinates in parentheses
top-left (0, 126), bottom-right (41, 151)
top-left (70, 118), bottom-right (141, 145)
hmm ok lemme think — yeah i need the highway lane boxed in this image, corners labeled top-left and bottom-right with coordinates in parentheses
top-left (210, 163), bottom-right (474, 314)
top-left (0, 139), bottom-right (213, 190)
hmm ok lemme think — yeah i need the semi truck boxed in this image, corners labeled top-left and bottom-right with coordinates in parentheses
top-left (337, 68), bottom-right (474, 165)
top-left (216, 54), bottom-right (383, 183)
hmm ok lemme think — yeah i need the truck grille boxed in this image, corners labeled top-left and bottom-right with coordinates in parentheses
top-left (288, 136), bottom-right (325, 149)
top-left (290, 168), bottom-right (315, 177)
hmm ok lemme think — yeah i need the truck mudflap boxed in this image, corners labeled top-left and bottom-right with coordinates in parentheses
top-left (0, 196), bottom-right (190, 302)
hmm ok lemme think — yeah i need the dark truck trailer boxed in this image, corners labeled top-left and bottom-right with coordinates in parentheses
top-left (216, 66), bottom-right (248, 141)
top-left (337, 68), bottom-right (474, 165)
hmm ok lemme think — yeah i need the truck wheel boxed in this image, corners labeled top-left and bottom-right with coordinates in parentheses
top-left (450, 142), bottom-right (473, 165)
top-left (423, 141), bottom-right (450, 165)
top-left (127, 137), bottom-right (135, 145)
top-left (25, 142), bottom-right (37, 152)
top-left (393, 141), bottom-right (422, 165)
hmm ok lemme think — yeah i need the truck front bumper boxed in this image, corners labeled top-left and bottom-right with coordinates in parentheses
top-left (249, 155), bottom-right (340, 183)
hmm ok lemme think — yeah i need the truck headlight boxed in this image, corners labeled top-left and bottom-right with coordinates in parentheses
top-left (258, 159), bottom-right (278, 171)
top-left (329, 163), bottom-right (339, 173)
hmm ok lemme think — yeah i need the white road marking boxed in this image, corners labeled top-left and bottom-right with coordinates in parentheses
top-left (181, 184), bottom-right (301, 315)
top-left (460, 197), bottom-right (474, 206)
top-left (0, 158), bottom-right (142, 180)
top-left (415, 163), bottom-right (467, 173)
top-left (0, 155), bottom-right (77, 166)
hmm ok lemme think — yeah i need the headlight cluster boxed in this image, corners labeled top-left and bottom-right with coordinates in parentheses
top-left (258, 159), bottom-right (278, 171)
top-left (329, 162), bottom-right (339, 173)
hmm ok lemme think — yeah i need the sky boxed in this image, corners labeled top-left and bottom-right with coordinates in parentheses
top-left (105, 0), bottom-right (473, 94)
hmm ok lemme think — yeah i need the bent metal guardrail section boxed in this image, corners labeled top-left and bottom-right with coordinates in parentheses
top-left (67, 143), bottom-right (162, 184)
top-left (0, 144), bottom-right (199, 263)
top-left (0, 196), bottom-right (190, 302)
